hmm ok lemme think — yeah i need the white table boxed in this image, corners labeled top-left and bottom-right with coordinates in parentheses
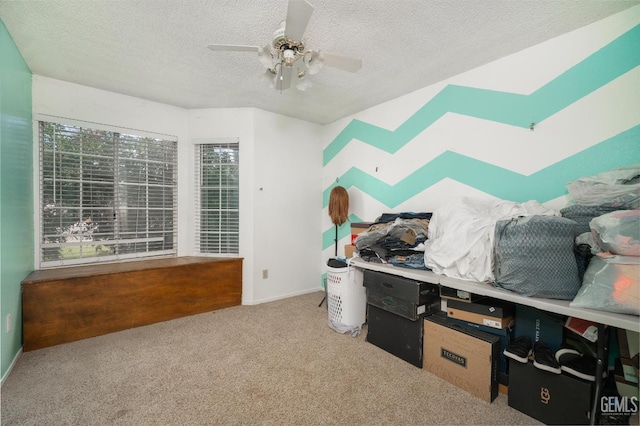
top-left (350, 256), bottom-right (639, 424)
top-left (350, 257), bottom-right (638, 332)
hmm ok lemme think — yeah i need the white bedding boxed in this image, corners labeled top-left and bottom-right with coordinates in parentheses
top-left (423, 196), bottom-right (559, 282)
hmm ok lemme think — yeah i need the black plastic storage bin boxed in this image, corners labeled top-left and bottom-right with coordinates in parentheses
top-left (366, 304), bottom-right (424, 368)
top-left (363, 270), bottom-right (440, 321)
top-left (363, 270), bottom-right (441, 368)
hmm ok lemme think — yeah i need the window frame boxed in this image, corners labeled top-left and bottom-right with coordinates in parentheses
top-left (193, 138), bottom-right (240, 256)
top-left (36, 116), bottom-right (178, 268)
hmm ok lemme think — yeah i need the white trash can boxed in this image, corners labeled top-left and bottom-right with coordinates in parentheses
top-left (326, 263), bottom-right (367, 336)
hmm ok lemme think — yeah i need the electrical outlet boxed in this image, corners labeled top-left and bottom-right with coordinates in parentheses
top-left (6, 314), bottom-right (11, 333)
top-left (262, 269), bottom-right (268, 279)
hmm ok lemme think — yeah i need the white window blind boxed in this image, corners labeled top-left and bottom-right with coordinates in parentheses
top-left (39, 121), bottom-right (177, 267)
top-left (194, 139), bottom-right (239, 255)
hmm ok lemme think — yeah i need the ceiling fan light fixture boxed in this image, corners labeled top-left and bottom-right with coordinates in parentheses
top-left (207, 0), bottom-right (361, 93)
top-left (282, 49), bottom-right (297, 67)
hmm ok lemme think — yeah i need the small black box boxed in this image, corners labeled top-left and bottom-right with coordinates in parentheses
top-left (515, 305), bottom-right (565, 353)
top-left (363, 270), bottom-right (439, 304)
top-left (439, 287), bottom-right (486, 303)
top-left (367, 289), bottom-right (440, 321)
top-left (508, 360), bottom-right (594, 425)
top-left (366, 304), bottom-right (424, 368)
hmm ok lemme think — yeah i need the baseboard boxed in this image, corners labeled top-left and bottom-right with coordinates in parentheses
top-left (244, 287), bottom-right (323, 305)
top-left (1, 347), bottom-right (22, 388)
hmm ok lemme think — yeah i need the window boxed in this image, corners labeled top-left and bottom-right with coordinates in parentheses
top-left (194, 139), bottom-right (239, 255)
top-left (39, 121), bottom-right (177, 267)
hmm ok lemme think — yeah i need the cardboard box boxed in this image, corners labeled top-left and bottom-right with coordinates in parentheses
top-left (366, 304), bottom-right (424, 368)
top-left (351, 222), bottom-right (372, 245)
top-left (508, 360), bottom-right (593, 425)
top-left (447, 298), bottom-right (515, 318)
top-left (344, 244), bottom-right (355, 258)
top-left (565, 317), bottom-right (599, 343)
top-left (615, 357), bottom-right (639, 385)
top-left (499, 383), bottom-right (508, 395)
top-left (618, 328), bottom-right (640, 359)
top-left (614, 357), bottom-right (640, 399)
top-left (423, 312), bottom-right (500, 402)
top-left (616, 328), bottom-right (640, 399)
top-left (514, 305), bottom-right (565, 353)
top-left (446, 316), bottom-right (513, 384)
top-left (446, 298), bottom-right (514, 330)
top-left (447, 308), bottom-right (514, 330)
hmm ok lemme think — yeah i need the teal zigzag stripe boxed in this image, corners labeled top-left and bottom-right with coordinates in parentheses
top-left (323, 25), bottom-right (640, 166)
top-left (321, 126), bottom-right (640, 250)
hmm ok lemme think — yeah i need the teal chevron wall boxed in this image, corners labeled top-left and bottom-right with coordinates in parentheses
top-left (322, 11), bottom-right (640, 254)
top-left (323, 25), bottom-right (640, 166)
top-left (1, 19), bottom-right (33, 380)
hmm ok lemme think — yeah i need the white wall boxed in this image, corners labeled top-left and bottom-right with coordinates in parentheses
top-left (32, 77), bottom-right (324, 305)
top-left (252, 109), bottom-right (323, 303)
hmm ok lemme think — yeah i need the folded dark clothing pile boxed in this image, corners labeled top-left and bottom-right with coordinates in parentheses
top-left (355, 212), bottom-right (432, 269)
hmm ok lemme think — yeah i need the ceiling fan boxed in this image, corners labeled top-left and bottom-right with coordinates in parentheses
top-left (207, 0), bottom-right (362, 92)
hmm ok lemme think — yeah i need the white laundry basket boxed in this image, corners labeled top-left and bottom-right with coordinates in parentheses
top-left (326, 263), bottom-right (367, 334)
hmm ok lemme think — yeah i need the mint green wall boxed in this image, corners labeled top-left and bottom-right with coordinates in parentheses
top-left (0, 19), bottom-right (33, 380)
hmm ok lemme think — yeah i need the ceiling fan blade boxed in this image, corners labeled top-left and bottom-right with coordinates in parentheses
top-left (276, 67), bottom-right (293, 91)
top-left (321, 52), bottom-right (362, 73)
top-left (207, 44), bottom-right (260, 52)
top-left (284, 0), bottom-right (314, 41)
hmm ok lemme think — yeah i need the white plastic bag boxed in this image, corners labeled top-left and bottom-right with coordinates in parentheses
top-left (566, 164), bottom-right (640, 208)
top-left (590, 210), bottom-right (640, 256)
top-left (570, 255), bottom-right (640, 315)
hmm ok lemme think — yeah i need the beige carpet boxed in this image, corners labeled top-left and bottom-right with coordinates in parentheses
top-left (1, 291), bottom-right (541, 425)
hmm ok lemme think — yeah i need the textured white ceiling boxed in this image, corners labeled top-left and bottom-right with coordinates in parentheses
top-left (1, 0), bottom-right (638, 124)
